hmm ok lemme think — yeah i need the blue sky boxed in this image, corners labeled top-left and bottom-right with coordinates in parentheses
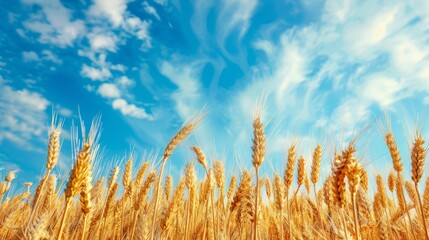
top-left (1, 0), bottom-right (429, 190)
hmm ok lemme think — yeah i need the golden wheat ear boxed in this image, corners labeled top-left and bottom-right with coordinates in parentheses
top-left (163, 115), bottom-right (203, 160)
top-left (184, 162), bottom-right (197, 238)
top-left (310, 144), bottom-right (323, 200)
top-left (192, 146), bottom-right (208, 171)
top-left (58, 117), bottom-right (100, 240)
top-left (46, 113), bottom-right (64, 173)
top-left (410, 131), bottom-right (429, 239)
top-left (213, 160), bottom-right (225, 199)
top-left (150, 114), bottom-right (203, 240)
top-left (310, 145), bottom-right (322, 184)
top-left (385, 132), bottom-right (403, 173)
top-left (388, 171), bottom-right (395, 193)
top-left (250, 112), bottom-right (267, 240)
top-left (122, 157), bottom-right (133, 200)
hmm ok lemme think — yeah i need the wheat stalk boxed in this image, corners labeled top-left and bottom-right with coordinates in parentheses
top-left (59, 142), bottom-right (92, 240)
top-left (251, 114), bottom-right (266, 240)
top-left (150, 116), bottom-right (201, 240)
top-left (273, 174), bottom-right (283, 239)
top-left (7, 113), bottom-right (429, 240)
top-left (347, 161), bottom-right (362, 240)
top-left (284, 143), bottom-right (296, 239)
top-left (410, 132), bottom-right (429, 239)
top-left (311, 144), bottom-right (322, 203)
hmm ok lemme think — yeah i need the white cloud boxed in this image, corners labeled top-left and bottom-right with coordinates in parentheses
top-left (369, 8), bottom-right (397, 44)
top-left (360, 75), bottom-right (403, 108)
top-left (41, 50), bottom-right (62, 64)
top-left (323, 0), bottom-right (350, 22)
top-left (22, 50), bottom-right (62, 64)
top-left (58, 107), bottom-right (73, 117)
top-left (143, 1), bottom-right (160, 20)
top-left (253, 40), bottom-right (274, 56)
top-left (84, 2), bottom-right (152, 56)
top-left (116, 76), bottom-right (134, 87)
top-left (218, 0), bottom-right (258, 40)
top-left (273, 37), bottom-right (308, 105)
top-left (22, 51), bottom-right (40, 62)
top-left (81, 64), bottom-right (112, 81)
top-left (227, 0), bottom-right (429, 145)
top-left (8, 88), bottom-right (49, 111)
top-left (182, 0), bottom-right (429, 162)
top-left (88, 0), bottom-right (127, 27)
top-left (124, 17), bottom-right (151, 46)
top-left (390, 36), bottom-right (426, 74)
top-left (190, 0), bottom-right (257, 66)
top-left (89, 34), bottom-right (117, 52)
top-left (154, 0), bottom-right (167, 6)
top-left (0, 83), bottom-right (49, 150)
top-left (112, 98), bottom-right (152, 119)
top-left (111, 64), bottom-right (126, 72)
top-left (330, 99), bottom-right (370, 133)
top-left (139, 63), bottom-right (154, 88)
top-left (22, 0), bottom-right (85, 47)
top-left (78, 53), bottom-right (122, 78)
top-left (159, 60), bottom-right (203, 120)
top-left (84, 85), bottom-right (96, 92)
top-left (24, 79), bottom-right (38, 86)
top-left (97, 83), bottom-right (121, 98)
top-left (342, 6), bottom-right (399, 55)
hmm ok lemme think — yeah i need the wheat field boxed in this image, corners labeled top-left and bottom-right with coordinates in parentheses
top-left (0, 113), bottom-right (429, 240)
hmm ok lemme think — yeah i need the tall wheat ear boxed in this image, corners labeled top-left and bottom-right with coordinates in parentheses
top-left (410, 131), bottom-right (429, 239)
top-left (150, 114), bottom-right (203, 240)
top-left (251, 113), bottom-right (266, 240)
top-left (58, 117), bottom-right (100, 240)
top-left (311, 144), bottom-right (323, 202)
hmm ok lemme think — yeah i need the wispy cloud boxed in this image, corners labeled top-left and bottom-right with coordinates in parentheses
top-left (359, 75), bottom-right (404, 109)
top-left (159, 59), bottom-right (203, 121)
top-left (229, 0), bottom-right (429, 142)
top-left (21, 0), bottom-right (85, 47)
top-left (217, 0), bottom-right (258, 40)
top-left (5, 0), bottom-right (429, 182)
top-left (143, 1), bottom-right (161, 21)
top-left (172, 0), bottom-right (427, 169)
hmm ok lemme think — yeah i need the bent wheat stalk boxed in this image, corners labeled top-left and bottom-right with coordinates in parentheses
top-left (150, 117), bottom-right (201, 240)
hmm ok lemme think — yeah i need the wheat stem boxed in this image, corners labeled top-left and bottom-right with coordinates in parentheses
top-left (58, 198), bottom-right (71, 240)
top-left (81, 214), bottom-right (89, 240)
top-left (352, 193), bottom-right (360, 240)
top-left (150, 159), bottom-right (166, 240)
top-left (253, 168), bottom-right (260, 240)
top-left (415, 183), bottom-right (429, 240)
